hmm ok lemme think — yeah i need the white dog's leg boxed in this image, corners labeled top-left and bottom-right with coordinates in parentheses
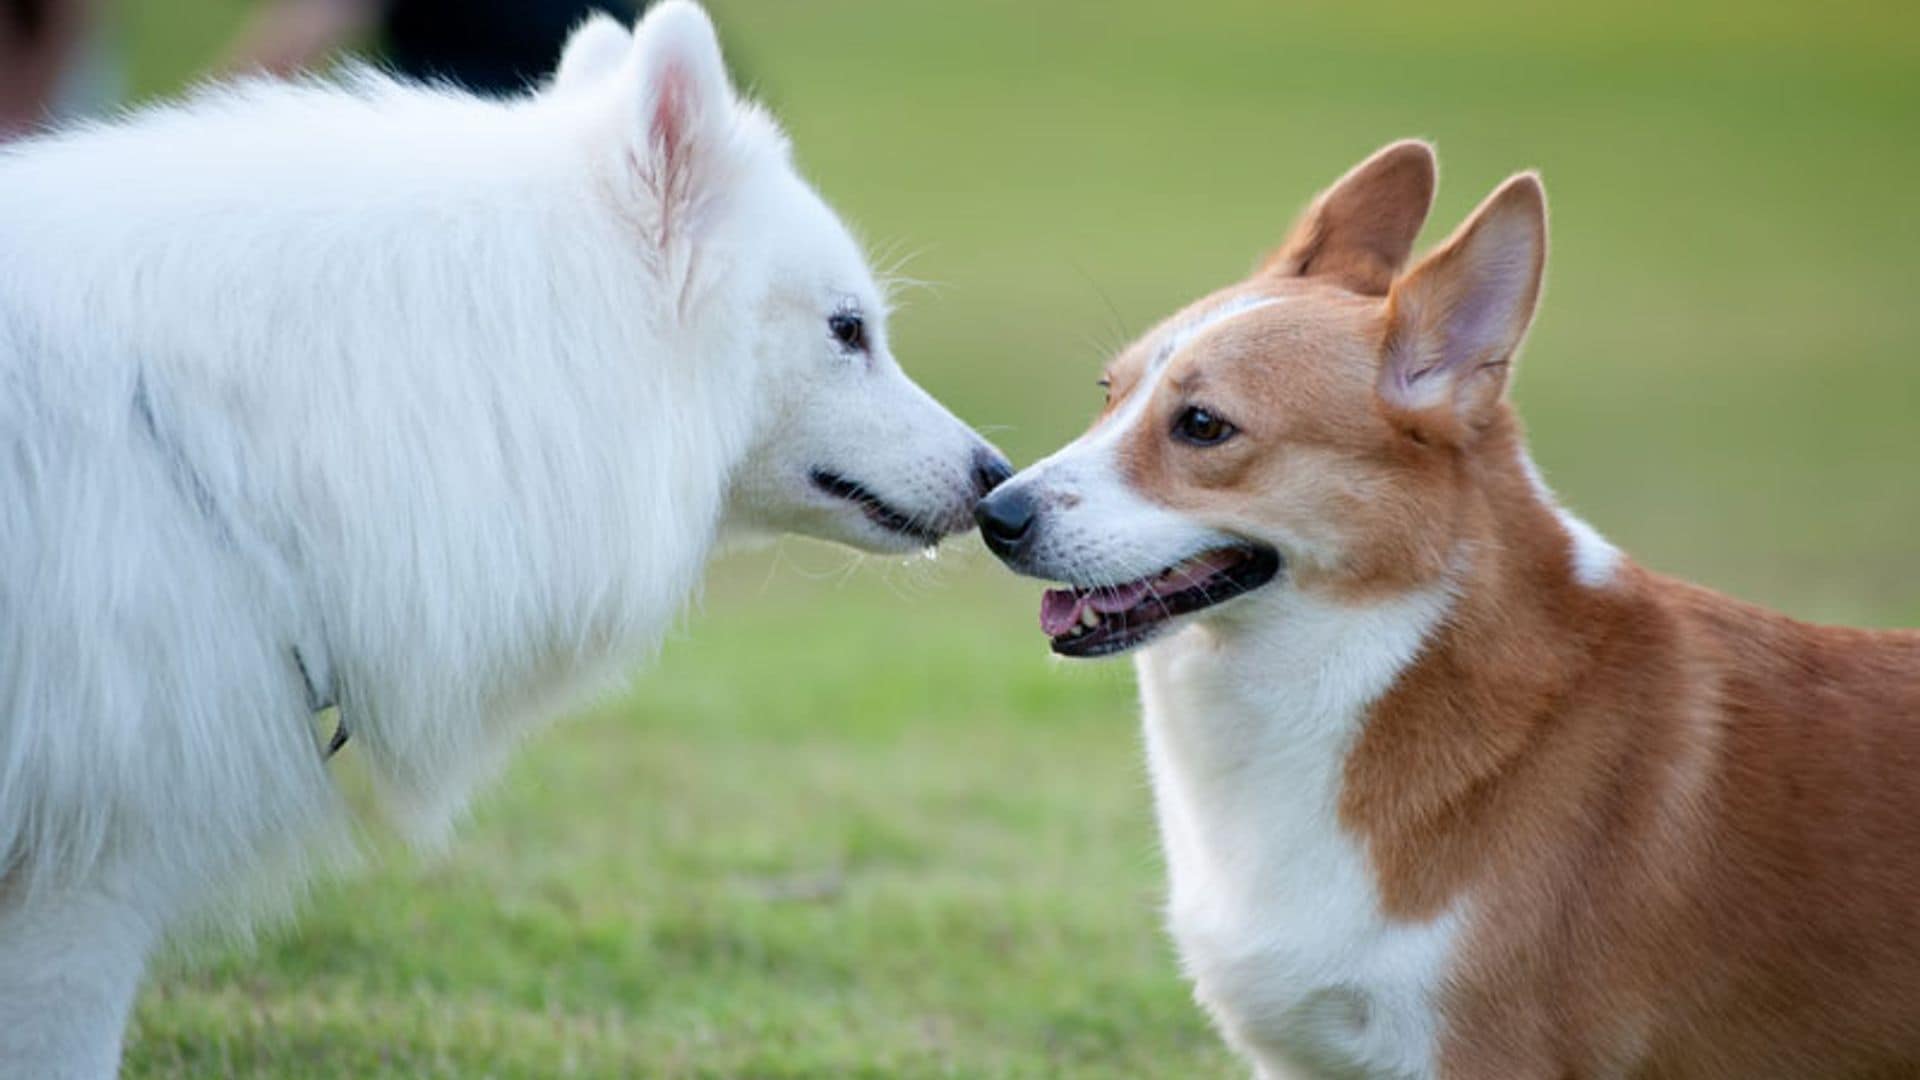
top-left (0, 884), bottom-right (156, 1079)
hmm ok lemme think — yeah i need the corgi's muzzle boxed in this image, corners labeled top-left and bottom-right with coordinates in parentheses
top-left (976, 486), bottom-right (1281, 657)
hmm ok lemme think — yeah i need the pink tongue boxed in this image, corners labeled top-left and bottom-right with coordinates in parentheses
top-left (1040, 589), bottom-right (1085, 636)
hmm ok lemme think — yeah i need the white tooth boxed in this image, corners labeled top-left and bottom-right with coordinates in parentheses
top-left (1081, 606), bottom-right (1101, 629)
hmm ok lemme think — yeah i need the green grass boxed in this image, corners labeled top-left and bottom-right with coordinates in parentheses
top-left (118, 0), bottom-right (1920, 1074)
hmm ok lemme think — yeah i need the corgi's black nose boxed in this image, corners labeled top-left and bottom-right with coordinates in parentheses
top-left (971, 450), bottom-right (1014, 498)
top-left (975, 485), bottom-right (1036, 556)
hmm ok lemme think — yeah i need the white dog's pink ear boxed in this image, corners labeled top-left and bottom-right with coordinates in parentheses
top-left (1378, 172), bottom-right (1547, 435)
top-left (1265, 140), bottom-right (1437, 296)
top-left (625, 1), bottom-right (735, 240)
top-left (552, 13), bottom-right (631, 92)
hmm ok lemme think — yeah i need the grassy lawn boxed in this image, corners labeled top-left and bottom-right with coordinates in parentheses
top-left (116, 0), bottom-right (1920, 1075)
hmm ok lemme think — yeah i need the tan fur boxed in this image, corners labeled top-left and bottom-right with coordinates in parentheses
top-left (1108, 141), bottom-right (1920, 1078)
top-left (1262, 139), bottom-right (1439, 296)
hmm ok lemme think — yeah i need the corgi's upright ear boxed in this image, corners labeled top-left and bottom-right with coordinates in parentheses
top-left (622, 1), bottom-right (736, 246)
top-left (1264, 139), bottom-right (1437, 296)
top-left (1378, 172), bottom-right (1547, 436)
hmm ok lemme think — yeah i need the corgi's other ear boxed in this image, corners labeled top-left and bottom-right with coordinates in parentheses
top-left (624, 1), bottom-right (735, 245)
top-left (1378, 172), bottom-right (1547, 437)
top-left (552, 13), bottom-right (631, 92)
top-left (1264, 139), bottom-right (1437, 296)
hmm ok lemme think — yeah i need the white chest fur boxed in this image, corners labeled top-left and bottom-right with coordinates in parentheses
top-left (1135, 586), bottom-right (1460, 1079)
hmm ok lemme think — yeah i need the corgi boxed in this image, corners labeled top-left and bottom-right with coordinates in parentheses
top-left (977, 140), bottom-right (1920, 1079)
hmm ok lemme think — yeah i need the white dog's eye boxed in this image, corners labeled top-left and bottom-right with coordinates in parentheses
top-left (828, 311), bottom-right (867, 353)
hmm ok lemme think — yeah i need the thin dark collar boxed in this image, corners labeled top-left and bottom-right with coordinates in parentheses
top-left (292, 645), bottom-right (348, 759)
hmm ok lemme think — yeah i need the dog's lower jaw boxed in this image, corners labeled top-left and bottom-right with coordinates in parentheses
top-left (807, 469), bottom-right (951, 550)
top-left (1042, 545), bottom-right (1283, 658)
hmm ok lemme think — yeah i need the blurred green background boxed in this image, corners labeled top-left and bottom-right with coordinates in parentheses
top-left (114, 0), bottom-right (1919, 1075)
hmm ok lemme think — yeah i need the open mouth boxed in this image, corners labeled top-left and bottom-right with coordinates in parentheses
top-left (1040, 545), bottom-right (1282, 657)
top-left (809, 469), bottom-right (946, 547)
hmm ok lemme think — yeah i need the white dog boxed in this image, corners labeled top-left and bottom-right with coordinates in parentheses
top-left (0, 4), bottom-right (1007, 1074)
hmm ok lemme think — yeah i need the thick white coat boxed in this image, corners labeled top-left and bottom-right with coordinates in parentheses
top-left (0, 4), bottom-right (995, 1073)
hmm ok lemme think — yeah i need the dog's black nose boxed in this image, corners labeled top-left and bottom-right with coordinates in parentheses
top-left (971, 450), bottom-right (1014, 497)
top-left (975, 485), bottom-right (1037, 556)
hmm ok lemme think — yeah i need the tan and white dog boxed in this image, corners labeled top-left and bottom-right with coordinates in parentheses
top-left (976, 141), bottom-right (1920, 1079)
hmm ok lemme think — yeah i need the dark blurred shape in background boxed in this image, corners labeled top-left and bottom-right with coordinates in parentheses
top-left (1, 0), bottom-right (643, 141)
top-left (227, 0), bottom-right (640, 95)
top-left (1, 0), bottom-right (89, 138)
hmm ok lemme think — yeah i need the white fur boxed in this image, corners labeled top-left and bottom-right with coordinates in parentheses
top-left (1518, 449), bottom-right (1621, 588)
top-left (1138, 585), bottom-right (1461, 1080)
top-left (551, 13), bottom-right (632, 93)
top-left (1153, 295), bottom-right (1283, 371)
top-left (0, 3), bottom-right (996, 1073)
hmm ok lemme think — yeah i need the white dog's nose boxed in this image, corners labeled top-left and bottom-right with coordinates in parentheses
top-left (971, 449), bottom-right (1014, 500)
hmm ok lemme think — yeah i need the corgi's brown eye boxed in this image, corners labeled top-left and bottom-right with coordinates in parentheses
top-left (1097, 376), bottom-right (1113, 401)
top-left (1174, 406), bottom-right (1236, 447)
top-left (828, 312), bottom-right (866, 353)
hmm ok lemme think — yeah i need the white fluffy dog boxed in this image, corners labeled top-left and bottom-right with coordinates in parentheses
top-left (0, 4), bottom-right (1007, 1073)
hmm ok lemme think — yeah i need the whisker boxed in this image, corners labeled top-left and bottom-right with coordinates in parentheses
top-left (1070, 257), bottom-right (1135, 354)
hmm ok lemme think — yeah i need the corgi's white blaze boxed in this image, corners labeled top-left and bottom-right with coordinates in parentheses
top-left (1518, 449), bottom-right (1621, 588)
top-left (1081, 294), bottom-right (1283, 461)
top-left (1007, 296), bottom-right (1283, 585)
top-left (1137, 582), bottom-right (1462, 1080)
top-left (1153, 294), bottom-right (1284, 371)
